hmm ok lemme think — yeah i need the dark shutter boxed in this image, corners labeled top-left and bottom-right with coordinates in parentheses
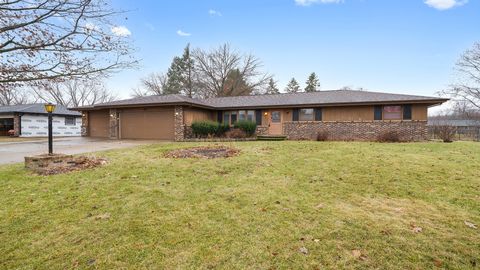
top-left (403, 105), bottom-right (412, 120)
top-left (217, 111), bottom-right (223, 123)
top-left (293, 109), bottom-right (299, 121)
top-left (314, 108), bottom-right (322, 121)
top-left (255, 110), bottom-right (262, 125)
top-left (231, 113), bottom-right (237, 124)
top-left (374, 106), bottom-right (382, 120)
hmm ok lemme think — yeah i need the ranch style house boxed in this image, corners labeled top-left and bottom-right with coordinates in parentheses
top-left (72, 90), bottom-right (448, 141)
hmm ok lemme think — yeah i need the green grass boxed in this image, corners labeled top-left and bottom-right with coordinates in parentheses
top-left (0, 141), bottom-right (479, 269)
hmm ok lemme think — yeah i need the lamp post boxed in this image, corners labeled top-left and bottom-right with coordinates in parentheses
top-left (44, 103), bottom-right (56, 155)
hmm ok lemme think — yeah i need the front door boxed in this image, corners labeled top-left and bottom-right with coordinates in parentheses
top-left (268, 110), bottom-right (282, 135)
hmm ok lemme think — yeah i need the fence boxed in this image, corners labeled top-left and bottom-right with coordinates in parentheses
top-left (428, 126), bottom-right (480, 141)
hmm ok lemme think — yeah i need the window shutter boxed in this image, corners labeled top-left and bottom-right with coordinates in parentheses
top-left (217, 111), bottom-right (223, 123)
top-left (403, 105), bottom-right (412, 120)
top-left (314, 108), bottom-right (322, 121)
top-left (293, 109), bottom-right (299, 121)
top-left (255, 110), bottom-right (262, 125)
top-left (374, 106), bottom-right (382, 120)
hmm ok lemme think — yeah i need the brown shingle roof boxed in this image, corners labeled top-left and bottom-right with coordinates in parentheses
top-left (73, 90), bottom-right (448, 110)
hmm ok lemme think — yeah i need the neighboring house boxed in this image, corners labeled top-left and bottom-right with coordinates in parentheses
top-left (0, 104), bottom-right (82, 137)
top-left (72, 90), bottom-right (448, 141)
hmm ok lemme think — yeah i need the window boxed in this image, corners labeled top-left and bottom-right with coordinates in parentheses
top-left (383, 106), bottom-right (402, 120)
top-left (299, 108), bottom-right (314, 121)
top-left (271, 111), bottom-right (281, 123)
top-left (374, 106), bottom-right (383, 120)
top-left (403, 105), bottom-right (412, 120)
top-left (231, 111), bottom-right (237, 124)
top-left (238, 110), bottom-right (246, 121)
top-left (247, 110), bottom-right (255, 121)
top-left (225, 110), bottom-right (256, 125)
top-left (65, 116), bottom-right (76, 126)
top-left (223, 112), bottom-right (230, 124)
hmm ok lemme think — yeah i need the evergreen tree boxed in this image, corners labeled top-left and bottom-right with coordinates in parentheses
top-left (265, 78), bottom-right (280, 94)
top-left (165, 44), bottom-right (196, 97)
top-left (222, 69), bottom-right (253, 96)
top-left (305, 72), bottom-right (320, 92)
top-left (285, 78), bottom-right (301, 93)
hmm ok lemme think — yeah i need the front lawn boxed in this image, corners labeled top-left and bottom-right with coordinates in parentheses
top-left (0, 141), bottom-right (479, 269)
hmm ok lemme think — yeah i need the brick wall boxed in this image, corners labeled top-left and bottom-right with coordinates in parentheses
top-left (256, 125), bottom-right (268, 136)
top-left (284, 121), bottom-right (428, 141)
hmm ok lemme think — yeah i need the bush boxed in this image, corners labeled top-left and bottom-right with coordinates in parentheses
top-left (233, 120), bottom-right (257, 137)
top-left (434, 125), bottom-right (456, 143)
top-left (217, 123), bottom-right (230, 137)
top-left (316, 131), bottom-right (329, 141)
top-left (225, 128), bottom-right (247, 139)
top-left (377, 131), bottom-right (401, 142)
top-left (191, 121), bottom-right (230, 138)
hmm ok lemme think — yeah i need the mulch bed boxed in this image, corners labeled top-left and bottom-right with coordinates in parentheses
top-left (37, 156), bottom-right (107, 176)
top-left (164, 146), bottom-right (240, 159)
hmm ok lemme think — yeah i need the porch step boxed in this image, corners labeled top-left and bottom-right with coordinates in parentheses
top-left (257, 135), bottom-right (287, 141)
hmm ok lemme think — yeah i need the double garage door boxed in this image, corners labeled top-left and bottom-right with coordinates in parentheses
top-left (89, 107), bottom-right (175, 140)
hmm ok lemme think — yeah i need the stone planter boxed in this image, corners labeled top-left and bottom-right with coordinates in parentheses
top-left (25, 154), bottom-right (74, 174)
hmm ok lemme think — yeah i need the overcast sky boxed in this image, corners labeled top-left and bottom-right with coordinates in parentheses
top-left (106, 0), bottom-right (478, 112)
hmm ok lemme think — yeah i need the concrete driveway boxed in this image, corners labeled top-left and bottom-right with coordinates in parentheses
top-left (0, 137), bottom-right (159, 165)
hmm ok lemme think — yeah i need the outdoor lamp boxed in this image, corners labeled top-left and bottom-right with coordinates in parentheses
top-left (44, 103), bottom-right (56, 155)
top-left (44, 103), bottom-right (56, 113)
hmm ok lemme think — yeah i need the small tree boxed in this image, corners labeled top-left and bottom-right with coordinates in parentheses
top-left (434, 125), bottom-right (457, 143)
top-left (285, 78), bottom-right (301, 93)
top-left (265, 78), bottom-right (280, 94)
top-left (305, 72), bottom-right (320, 92)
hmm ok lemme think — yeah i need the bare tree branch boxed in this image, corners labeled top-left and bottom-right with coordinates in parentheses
top-left (0, 0), bottom-right (138, 87)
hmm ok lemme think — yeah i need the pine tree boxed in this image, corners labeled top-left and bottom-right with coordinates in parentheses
top-left (265, 78), bottom-right (280, 94)
top-left (305, 72), bottom-right (320, 92)
top-left (285, 78), bottom-right (301, 93)
top-left (165, 44), bottom-right (196, 97)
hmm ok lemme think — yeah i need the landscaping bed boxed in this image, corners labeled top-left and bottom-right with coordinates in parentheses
top-left (164, 146), bottom-right (240, 158)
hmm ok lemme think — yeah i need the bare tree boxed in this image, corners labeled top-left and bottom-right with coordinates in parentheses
top-left (193, 44), bottom-right (270, 98)
top-left (31, 77), bottom-right (116, 107)
top-left (441, 42), bottom-right (480, 110)
top-left (0, 88), bottom-right (33, 105)
top-left (130, 72), bottom-right (168, 97)
top-left (0, 0), bottom-right (137, 88)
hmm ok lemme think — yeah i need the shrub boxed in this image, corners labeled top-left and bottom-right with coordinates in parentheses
top-left (217, 123), bottom-right (230, 137)
top-left (316, 131), bottom-right (329, 141)
top-left (225, 128), bottom-right (247, 139)
top-left (434, 125), bottom-right (456, 143)
top-left (191, 121), bottom-right (230, 138)
top-left (377, 131), bottom-right (401, 142)
top-left (234, 120), bottom-right (257, 137)
top-left (191, 121), bottom-right (219, 138)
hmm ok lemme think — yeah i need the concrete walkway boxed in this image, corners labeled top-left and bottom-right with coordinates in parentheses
top-left (0, 137), bottom-right (160, 165)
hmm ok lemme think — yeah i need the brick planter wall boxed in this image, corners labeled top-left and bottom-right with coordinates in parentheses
top-left (283, 121), bottom-right (428, 141)
top-left (256, 125), bottom-right (268, 136)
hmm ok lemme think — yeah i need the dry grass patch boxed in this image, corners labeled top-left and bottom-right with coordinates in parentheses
top-left (164, 146), bottom-right (240, 159)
